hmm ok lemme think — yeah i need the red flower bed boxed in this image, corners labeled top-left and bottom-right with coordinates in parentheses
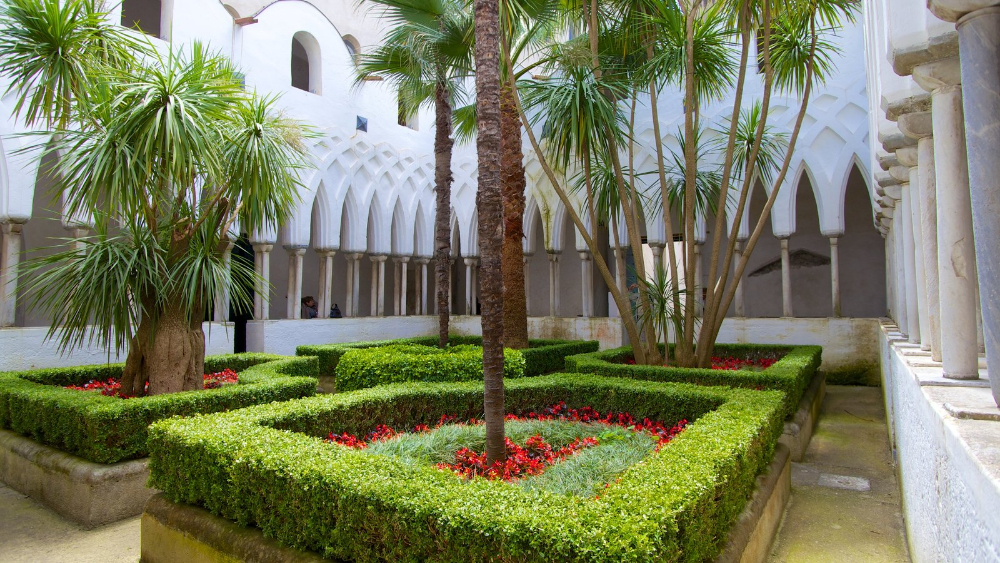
top-left (65, 369), bottom-right (239, 398)
top-left (326, 402), bottom-right (688, 482)
top-left (622, 355), bottom-right (779, 371)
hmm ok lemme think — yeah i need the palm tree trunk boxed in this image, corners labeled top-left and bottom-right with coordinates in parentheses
top-left (474, 0), bottom-right (505, 466)
top-left (121, 299), bottom-right (205, 396)
top-left (500, 84), bottom-right (528, 350)
top-left (434, 79), bottom-right (455, 348)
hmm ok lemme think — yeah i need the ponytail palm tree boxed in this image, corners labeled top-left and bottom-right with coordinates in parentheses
top-left (0, 0), bottom-right (312, 395)
top-left (356, 0), bottom-right (473, 348)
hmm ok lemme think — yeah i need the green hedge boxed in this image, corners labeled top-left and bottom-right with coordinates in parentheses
top-left (148, 374), bottom-right (785, 562)
top-left (336, 344), bottom-right (526, 392)
top-left (564, 344), bottom-right (821, 418)
top-left (0, 353), bottom-right (318, 464)
top-left (297, 336), bottom-right (598, 387)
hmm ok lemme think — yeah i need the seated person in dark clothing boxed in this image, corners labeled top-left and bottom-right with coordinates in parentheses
top-left (301, 296), bottom-right (319, 319)
top-left (330, 303), bottom-right (343, 318)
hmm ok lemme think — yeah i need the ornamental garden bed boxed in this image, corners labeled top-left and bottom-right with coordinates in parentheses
top-left (564, 344), bottom-right (824, 461)
top-left (0, 353), bottom-right (318, 527)
top-left (146, 374), bottom-right (787, 562)
top-left (297, 336), bottom-right (599, 392)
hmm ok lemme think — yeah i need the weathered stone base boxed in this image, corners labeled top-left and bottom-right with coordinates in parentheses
top-left (141, 494), bottom-right (328, 563)
top-left (0, 429), bottom-right (155, 528)
top-left (779, 372), bottom-right (826, 462)
top-left (141, 445), bottom-right (791, 563)
top-left (716, 443), bottom-right (792, 563)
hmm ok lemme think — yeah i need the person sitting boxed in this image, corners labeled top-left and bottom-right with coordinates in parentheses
top-left (330, 303), bottom-right (343, 318)
top-left (301, 296), bottom-right (318, 319)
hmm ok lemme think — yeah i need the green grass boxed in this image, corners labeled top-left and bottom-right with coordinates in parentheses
top-left (364, 419), bottom-right (657, 498)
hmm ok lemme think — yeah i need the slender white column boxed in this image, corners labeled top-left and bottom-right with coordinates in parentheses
top-left (286, 247), bottom-right (306, 319)
top-left (918, 137), bottom-right (943, 360)
top-left (370, 257), bottom-right (379, 316)
top-left (900, 186), bottom-right (921, 344)
top-left (317, 250), bottom-right (336, 318)
top-left (251, 243), bottom-right (272, 320)
top-left (351, 253), bottom-right (362, 316)
top-left (892, 209), bottom-right (908, 334)
top-left (399, 256), bottom-right (409, 316)
top-left (579, 251), bottom-right (593, 317)
top-left (392, 258), bottom-right (401, 316)
top-left (345, 255), bottom-right (355, 317)
top-left (649, 244), bottom-right (664, 273)
top-left (829, 237), bottom-right (841, 317)
top-left (214, 242), bottom-right (235, 322)
top-left (734, 241), bottom-right (746, 317)
top-left (449, 258), bottom-right (456, 313)
top-left (464, 258), bottom-right (476, 315)
top-left (930, 84), bottom-right (979, 378)
top-left (523, 253), bottom-right (532, 316)
top-left (376, 255), bottom-right (387, 317)
top-left (547, 252), bottom-right (560, 317)
top-left (907, 169), bottom-right (931, 349)
top-left (779, 237), bottom-right (792, 317)
top-left (417, 258), bottom-right (429, 315)
top-left (0, 222), bottom-right (24, 327)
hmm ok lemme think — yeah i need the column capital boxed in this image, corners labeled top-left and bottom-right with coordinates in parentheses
top-left (370, 254), bottom-right (389, 263)
top-left (913, 57), bottom-right (962, 93)
top-left (251, 243), bottom-right (273, 253)
top-left (414, 257), bottom-right (431, 265)
top-left (886, 94), bottom-right (932, 122)
top-left (897, 112), bottom-right (934, 140)
top-left (930, 0), bottom-right (1000, 22)
top-left (285, 246), bottom-right (307, 257)
top-left (578, 250), bottom-right (592, 261)
top-left (547, 251), bottom-right (561, 262)
top-left (896, 147), bottom-right (919, 167)
top-left (463, 257), bottom-right (479, 267)
top-left (1, 221), bottom-right (24, 235)
top-left (394, 255), bottom-right (411, 264)
top-left (316, 249), bottom-right (337, 258)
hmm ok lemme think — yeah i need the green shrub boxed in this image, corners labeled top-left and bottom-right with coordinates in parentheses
top-left (148, 374), bottom-right (785, 562)
top-left (297, 336), bottom-right (598, 387)
top-left (0, 353), bottom-right (318, 464)
top-left (564, 344), bottom-right (821, 418)
top-left (335, 344), bottom-right (526, 392)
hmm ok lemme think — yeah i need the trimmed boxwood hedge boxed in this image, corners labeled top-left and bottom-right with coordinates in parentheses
top-left (148, 374), bottom-right (785, 562)
top-left (564, 344), bottom-right (821, 418)
top-left (336, 344), bottom-right (526, 392)
top-left (0, 353), bottom-right (318, 464)
top-left (297, 336), bottom-right (599, 388)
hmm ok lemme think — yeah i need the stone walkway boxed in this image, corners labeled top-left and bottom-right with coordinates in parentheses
top-left (769, 385), bottom-right (910, 562)
top-left (0, 484), bottom-right (139, 563)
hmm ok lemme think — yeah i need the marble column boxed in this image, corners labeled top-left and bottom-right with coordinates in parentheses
top-left (547, 252), bottom-right (561, 317)
top-left (734, 241), bottom-right (746, 317)
top-left (957, 7), bottom-right (1000, 399)
top-left (399, 256), bottom-right (409, 316)
top-left (649, 243), bottom-right (664, 273)
top-left (375, 255), bottom-right (387, 317)
top-left (900, 184), bottom-right (921, 344)
top-left (251, 243), bottom-right (272, 320)
top-left (344, 254), bottom-right (355, 317)
top-left (0, 222), bottom-right (24, 327)
top-left (417, 258), bottom-right (429, 315)
top-left (779, 237), bottom-right (792, 317)
top-left (523, 253), bottom-right (532, 316)
top-left (892, 209), bottom-right (908, 334)
top-left (286, 247), bottom-right (306, 319)
top-left (829, 237), bottom-right (841, 317)
top-left (214, 242), bottom-right (235, 322)
top-left (914, 61), bottom-right (979, 378)
top-left (350, 253), bottom-right (362, 316)
top-left (579, 251), bottom-right (593, 317)
top-left (392, 258), bottom-right (401, 316)
top-left (317, 250), bottom-right (336, 318)
top-left (463, 258), bottom-right (476, 315)
top-left (370, 258), bottom-right (379, 316)
top-left (908, 167), bottom-right (931, 349)
top-left (919, 137), bottom-right (943, 360)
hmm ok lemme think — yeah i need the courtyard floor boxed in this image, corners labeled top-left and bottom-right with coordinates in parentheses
top-left (0, 385), bottom-right (909, 563)
top-left (769, 385), bottom-right (910, 562)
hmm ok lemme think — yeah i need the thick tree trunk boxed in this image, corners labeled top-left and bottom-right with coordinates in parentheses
top-left (434, 79), bottom-right (455, 348)
top-left (500, 85), bottom-right (528, 350)
top-left (120, 302), bottom-right (205, 396)
top-left (474, 0), bottom-right (505, 466)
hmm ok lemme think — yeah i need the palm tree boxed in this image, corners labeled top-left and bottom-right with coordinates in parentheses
top-left (357, 0), bottom-right (473, 348)
top-left (0, 0), bottom-right (312, 395)
top-left (473, 0), bottom-right (506, 465)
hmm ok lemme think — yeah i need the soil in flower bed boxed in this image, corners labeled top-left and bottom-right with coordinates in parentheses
top-left (619, 353), bottom-right (782, 371)
top-left (326, 402), bottom-right (688, 498)
top-left (64, 369), bottom-right (240, 398)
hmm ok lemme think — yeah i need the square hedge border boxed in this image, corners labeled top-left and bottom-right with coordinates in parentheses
top-left (297, 336), bottom-right (598, 385)
top-left (0, 353), bottom-right (318, 464)
top-left (564, 344), bottom-right (822, 418)
top-left (148, 374), bottom-right (785, 562)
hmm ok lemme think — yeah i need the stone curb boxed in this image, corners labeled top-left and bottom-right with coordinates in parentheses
top-left (780, 372), bottom-right (826, 462)
top-left (0, 428), bottom-right (155, 528)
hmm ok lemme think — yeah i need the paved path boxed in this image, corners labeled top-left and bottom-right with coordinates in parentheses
top-left (0, 484), bottom-right (139, 563)
top-left (769, 385), bottom-right (910, 562)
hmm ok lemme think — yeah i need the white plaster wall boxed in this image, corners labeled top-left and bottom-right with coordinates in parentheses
top-left (879, 325), bottom-right (1000, 562)
top-left (0, 323), bottom-right (234, 371)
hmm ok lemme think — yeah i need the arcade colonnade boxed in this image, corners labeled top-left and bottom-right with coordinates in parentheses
top-left (864, 0), bottom-right (998, 403)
